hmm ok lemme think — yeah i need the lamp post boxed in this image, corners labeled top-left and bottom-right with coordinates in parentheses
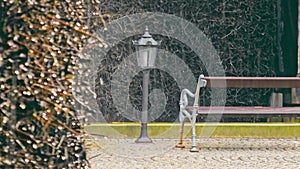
top-left (133, 26), bottom-right (160, 143)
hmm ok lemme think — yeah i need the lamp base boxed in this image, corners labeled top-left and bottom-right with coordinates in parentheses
top-left (135, 137), bottom-right (152, 143)
top-left (135, 123), bottom-right (152, 143)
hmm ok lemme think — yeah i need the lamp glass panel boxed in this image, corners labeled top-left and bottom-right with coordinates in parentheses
top-left (137, 46), bottom-right (149, 68)
top-left (148, 47), bottom-right (157, 67)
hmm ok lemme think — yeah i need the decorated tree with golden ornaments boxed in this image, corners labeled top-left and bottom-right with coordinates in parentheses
top-left (0, 0), bottom-right (106, 168)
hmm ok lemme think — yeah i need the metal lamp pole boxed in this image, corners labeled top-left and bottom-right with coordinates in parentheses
top-left (137, 68), bottom-right (151, 143)
top-left (133, 26), bottom-right (160, 143)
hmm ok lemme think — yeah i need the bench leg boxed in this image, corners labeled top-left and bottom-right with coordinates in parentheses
top-left (176, 120), bottom-right (185, 148)
top-left (190, 111), bottom-right (199, 152)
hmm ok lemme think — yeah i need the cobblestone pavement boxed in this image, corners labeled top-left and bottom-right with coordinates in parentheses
top-left (87, 137), bottom-right (300, 169)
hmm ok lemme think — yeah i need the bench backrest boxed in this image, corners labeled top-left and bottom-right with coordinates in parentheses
top-left (204, 77), bottom-right (300, 88)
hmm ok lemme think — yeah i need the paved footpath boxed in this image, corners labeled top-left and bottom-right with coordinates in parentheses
top-left (87, 137), bottom-right (300, 169)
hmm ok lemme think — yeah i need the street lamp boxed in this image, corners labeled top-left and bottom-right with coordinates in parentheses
top-left (133, 26), bottom-right (160, 143)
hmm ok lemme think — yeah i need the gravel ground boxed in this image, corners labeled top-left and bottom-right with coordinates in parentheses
top-left (87, 137), bottom-right (300, 169)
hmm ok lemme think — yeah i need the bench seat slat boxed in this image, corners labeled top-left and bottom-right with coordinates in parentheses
top-left (187, 106), bottom-right (300, 116)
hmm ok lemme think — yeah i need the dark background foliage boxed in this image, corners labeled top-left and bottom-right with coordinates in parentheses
top-left (92, 0), bottom-right (298, 122)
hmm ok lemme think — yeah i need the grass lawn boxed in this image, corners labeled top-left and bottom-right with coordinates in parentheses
top-left (84, 122), bottom-right (300, 139)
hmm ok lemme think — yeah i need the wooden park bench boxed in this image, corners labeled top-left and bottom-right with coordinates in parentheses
top-left (176, 75), bottom-right (300, 152)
